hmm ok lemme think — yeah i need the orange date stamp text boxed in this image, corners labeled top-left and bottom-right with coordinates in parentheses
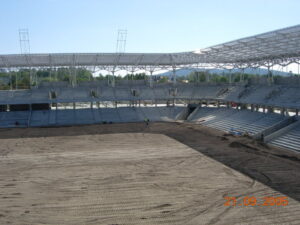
top-left (224, 196), bottom-right (288, 206)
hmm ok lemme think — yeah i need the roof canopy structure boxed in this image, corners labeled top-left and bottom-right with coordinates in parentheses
top-left (0, 25), bottom-right (300, 70)
top-left (195, 24), bottom-right (300, 66)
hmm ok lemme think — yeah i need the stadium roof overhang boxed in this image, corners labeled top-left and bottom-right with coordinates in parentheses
top-left (0, 24), bottom-right (300, 69)
top-left (194, 24), bottom-right (300, 67)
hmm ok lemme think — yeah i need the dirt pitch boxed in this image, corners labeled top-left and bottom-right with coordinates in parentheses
top-left (0, 122), bottom-right (299, 225)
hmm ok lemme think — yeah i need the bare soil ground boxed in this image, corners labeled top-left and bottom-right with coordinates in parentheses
top-left (0, 122), bottom-right (299, 225)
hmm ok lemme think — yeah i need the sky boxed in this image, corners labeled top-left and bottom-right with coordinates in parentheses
top-left (0, 0), bottom-right (300, 54)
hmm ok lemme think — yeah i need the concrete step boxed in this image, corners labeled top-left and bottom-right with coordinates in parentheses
top-left (271, 140), bottom-right (300, 152)
top-left (49, 110), bottom-right (56, 125)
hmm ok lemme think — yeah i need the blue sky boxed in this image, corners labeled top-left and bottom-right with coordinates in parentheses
top-left (0, 0), bottom-right (299, 54)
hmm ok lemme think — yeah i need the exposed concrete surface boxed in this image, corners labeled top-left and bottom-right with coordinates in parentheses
top-left (0, 122), bottom-right (299, 225)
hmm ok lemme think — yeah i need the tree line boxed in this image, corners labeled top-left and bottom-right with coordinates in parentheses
top-left (0, 68), bottom-right (296, 90)
top-left (0, 68), bottom-right (150, 89)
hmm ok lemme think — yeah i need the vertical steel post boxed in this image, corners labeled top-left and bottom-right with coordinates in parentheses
top-left (112, 70), bottom-right (115, 87)
top-left (9, 69), bottom-right (12, 90)
top-left (240, 68), bottom-right (244, 83)
top-left (228, 69), bottom-right (232, 84)
top-left (16, 72), bottom-right (18, 90)
top-left (149, 70), bottom-right (153, 88)
top-left (172, 67), bottom-right (176, 86)
top-left (267, 66), bottom-right (273, 85)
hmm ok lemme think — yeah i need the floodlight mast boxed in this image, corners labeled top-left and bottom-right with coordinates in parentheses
top-left (19, 28), bottom-right (34, 89)
top-left (19, 29), bottom-right (30, 54)
top-left (116, 29), bottom-right (127, 53)
top-left (111, 29), bottom-right (128, 87)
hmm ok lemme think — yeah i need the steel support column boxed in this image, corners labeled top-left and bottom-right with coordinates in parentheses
top-left (172, 67), bottom-right (176, 86)
top-left (149, 70), bottom-right (153, 88)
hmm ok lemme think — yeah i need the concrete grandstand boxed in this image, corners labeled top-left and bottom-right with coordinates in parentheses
top-left (0, 25), bottom-right (300, 153)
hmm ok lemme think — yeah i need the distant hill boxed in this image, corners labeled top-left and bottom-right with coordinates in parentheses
top-left (159, 68), bottom-right (292, 77)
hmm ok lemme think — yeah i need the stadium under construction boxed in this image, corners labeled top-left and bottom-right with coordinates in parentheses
top-left (0, 25), bottom-right (300, 225)
top-left (0, 25), bottom-right (300, 152)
